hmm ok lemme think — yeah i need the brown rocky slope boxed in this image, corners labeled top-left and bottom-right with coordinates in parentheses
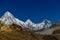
top-left (0, 21), bottom-right (60, 40)
top-left (0, 21), bottom-right (43, 40)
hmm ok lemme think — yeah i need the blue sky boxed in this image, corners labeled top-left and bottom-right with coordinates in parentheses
top-left (0, 0), bottom-right (60, 23)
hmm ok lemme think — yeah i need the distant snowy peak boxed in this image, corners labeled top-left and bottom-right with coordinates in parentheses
top-left (25, 19), bottom-right (33, 24)
top-left (23, 19), bottom-right (52, 30)
top-left (0, 11), bottom-right (16, 24)
top-left (41, 19), bottom-right (52, 28)
top-left (3, 11), bottom-right (14, 17)
top-left (0, 11), bottom-right (52, 30)
top-left (42, 19), bottom-right (51, 23)
top-left (0, 11), bottom-right (24, 26)
top-left (23, 19), bottom-right (34, 28)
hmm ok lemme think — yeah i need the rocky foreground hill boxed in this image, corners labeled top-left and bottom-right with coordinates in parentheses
top-left (0, 21), bottom-right (60, 40)
top-left (0, 21), bottom-right (39, 40)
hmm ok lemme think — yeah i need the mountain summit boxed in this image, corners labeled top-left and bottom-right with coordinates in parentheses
top-left (0, 11), bottom-right (52, 30)
top-left (3, 11), bottom-right (14, 17)
top-left (0, 11), bottom-right (16, 25)
top-left (0, 11), bottom-right (24, 27)
top-left (23, 19), bottom-right (52, 30)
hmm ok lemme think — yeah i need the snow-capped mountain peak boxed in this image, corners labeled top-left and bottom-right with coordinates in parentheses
top-left (23, 19), bottom-right (34, 29)
top-left (0, 11), bottom-right (52, 30)
top-left (25, 19), bottom-right (33, 24)
top-left (0, 11), bottom-right (16, 25)
top-left (0, 11), bottom-right (25, 26)
top-left (4, 11), bottom-right (13, 16)
top-left (42, 19), bottom-right (51, 23)
top-left (2, 11), bottom-right (15, 19)
top-left (41, 19), bottom-right (52, 28)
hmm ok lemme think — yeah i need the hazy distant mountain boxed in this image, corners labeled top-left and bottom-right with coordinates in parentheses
top-left (55, 20), bottom-right (60, 26)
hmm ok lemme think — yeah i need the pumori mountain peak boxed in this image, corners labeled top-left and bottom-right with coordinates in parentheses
top-left (0, 11), bottom-right (24, 26)
top-left (4, 11), bottom-right (13, 16)
top-left (0, 11), bottom-right (16, 25)
top-left (2, 11), bottom-right (15, 18)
